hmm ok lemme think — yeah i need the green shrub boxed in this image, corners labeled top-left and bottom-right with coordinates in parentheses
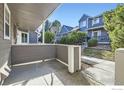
top-left (45, 31), bottom-right (55, 43)
top-left (88, 38), bottom-right (98, 47)
top-left (60, 36), bottom-right (69, 44)
top-left (59, 31), bottom-right (87, 44)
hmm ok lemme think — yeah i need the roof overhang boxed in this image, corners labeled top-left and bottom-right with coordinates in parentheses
top-left (8, 3), bottom-right (60, 31)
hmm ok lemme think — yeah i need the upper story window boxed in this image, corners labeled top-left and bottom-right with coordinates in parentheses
top-left (4, 4), bottom-right (11, 40)
top-left (92, 18), bottom-right (99, 25)
top-left (80, 21), bottom-right (86, 28)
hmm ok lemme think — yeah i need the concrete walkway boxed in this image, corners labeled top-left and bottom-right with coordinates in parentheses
top-left (4, 60), bottom-right (89, 86)
top-left (81, 56), bottom-right (115, 85)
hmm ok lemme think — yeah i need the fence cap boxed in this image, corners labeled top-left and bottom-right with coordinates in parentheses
top-left (116, 48), bottom-right (124, 53)
top-left (12, 44), bottom-right (81, 47)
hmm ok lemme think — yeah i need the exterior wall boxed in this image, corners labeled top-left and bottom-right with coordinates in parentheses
top-left (79, 15), bottom-right (103, 31)
top-left (11, 24), bottom-right (17, 44)
top-left (56, 45), bottom-right (68, 64)
top-left (79, 20), bottom-right (88, 32)
top-left (11, 44), bottom-right (81, 73)
top-left (16, 30), bottom-right (29, 44)
top-left (101, 29), bottom-right (109, 36)
top-left (29, 32), bottom-right (38, 43)
top-left (115, 48), bottom-right (124, 85)
top-left (88, 31), bottom-right (92, 37)
top-left (0, 4), bottom-right (11, 68)
top-left (88, 28), bottom-right (110, 43)
top-left (11, 45), bottom-right (56, 65)
top-left (79, 15), bottom-right (89, 31)
top-left (88, 16), bottom-right (104, 29)
top-left (74, 47), bottom-right (81, 72)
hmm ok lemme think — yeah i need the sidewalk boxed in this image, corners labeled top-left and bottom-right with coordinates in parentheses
top-left (81, 56), bottom-right (115, 85)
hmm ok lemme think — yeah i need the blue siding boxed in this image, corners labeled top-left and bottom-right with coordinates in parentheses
top-left (88, 31), bottom-right (92, 37)
top-left (29, 32), bottom-right (38, 43)
top-left (79, 14), bottom-right (90, 31)
top-left (79, 14), bottom-right (104, 31)
top-left (79, 14), bottom-right (110, 43)
top-left (88, 16), bottom-right (104, 29)
top-left (88, 28), bottom-right (110, 42)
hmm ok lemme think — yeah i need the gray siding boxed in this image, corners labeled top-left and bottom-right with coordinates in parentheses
top-left (0, 4), bottom-right (11, 68)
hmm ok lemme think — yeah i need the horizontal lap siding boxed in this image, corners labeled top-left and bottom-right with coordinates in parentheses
top-left (0, 4), bottom-right (11, 68)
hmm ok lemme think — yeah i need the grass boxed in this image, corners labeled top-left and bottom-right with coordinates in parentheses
top-left (82, 48), bottom-right (114, 61)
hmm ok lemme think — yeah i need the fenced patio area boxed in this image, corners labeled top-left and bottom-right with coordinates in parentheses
top-left (2, 44), bottom-right (89, 85)
top-left (4, 60), bottom-right (89, 85)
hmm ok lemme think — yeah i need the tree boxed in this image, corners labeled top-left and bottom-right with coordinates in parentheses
top-left (103, 4), bottom-right (124, 51)
top-left (52, 20), bottom-right (61, 27)
top-left (45, 20), bottom-right (51, 31)
top-left (45, 31), bottom-right (55, 43)
top-left (50, 20), bottom-right (61, 33)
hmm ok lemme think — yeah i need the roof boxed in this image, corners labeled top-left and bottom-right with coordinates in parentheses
top-left (60, 25), bottom-right (73, 33)
top-left (71, 26), bottom-right (79, 31)
top-left (8, 3), bottom-right (60, 31)
top-left (88, 14), bottom-right (103, 19)
top-left (79, 14), bottom-right (90, 22)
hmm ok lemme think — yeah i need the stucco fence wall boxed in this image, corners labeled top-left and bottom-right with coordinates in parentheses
top-left (11, 44), bottom-right (81, 73)
top-left (115, 48), bottom-right (124, 85)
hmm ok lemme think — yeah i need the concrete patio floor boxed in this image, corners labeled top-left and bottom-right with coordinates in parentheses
top-left (3, 60), bottom-right (89, 86)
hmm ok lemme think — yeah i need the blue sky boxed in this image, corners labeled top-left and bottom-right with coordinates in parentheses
top-left (48, 3), bottom-right (118, 27)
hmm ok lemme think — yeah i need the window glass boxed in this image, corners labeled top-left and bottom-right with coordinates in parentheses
top-left (21, 33), bottom-right (28, 43)
top-left (25, 34), bottom-right (27, 42)
top-left (4, 4), bottom-right (10, 40)
top-left (82, 21), bottom-right (86, 27)
top-left (5, 9), bottom-right (9, 23)
top-left (93, 32), bottom-right (98, 38)
top-left (5, 23), bottom-right (9, 37)
top-left (92, 18), bottom-right (99, 25)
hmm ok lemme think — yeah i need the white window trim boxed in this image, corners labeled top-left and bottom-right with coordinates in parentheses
top-left (92, 18), bottom-right (99, 26)
top-left (4, 4), bottom-right (11, 40)
top-left (86, 18), bottom-right (88, 28)
top-left (21, 31), bottom-right (29, 44)
top-left (92, 30), bottom-right (101, 37)
top-left (82, 20), bottom-right (86, 27)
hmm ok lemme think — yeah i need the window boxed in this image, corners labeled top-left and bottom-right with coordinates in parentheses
top-left (92, 30), bottom-right (101, 38)
top-left (4, 4), bottom-right (11, 40)
top-left (82, 21), bottom-right (86, 27)
top-left (93, 32), bottom-right (98, 38)
top-left (21, 33), bottom-right (28, 43)
top-left (92, 18), bottom-right (99, 25)
top-left (80, 21), bottom-right (86, 28)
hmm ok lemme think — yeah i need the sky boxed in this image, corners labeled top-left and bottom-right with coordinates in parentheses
top-left (48, 3), bottom-right (118, 27)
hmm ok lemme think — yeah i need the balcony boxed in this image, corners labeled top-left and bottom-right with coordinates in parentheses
top-left (97, 36), bottom-right (110, 44)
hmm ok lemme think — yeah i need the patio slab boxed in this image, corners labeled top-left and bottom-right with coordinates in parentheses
top-left (3, 60), bottom-right (89, 86)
